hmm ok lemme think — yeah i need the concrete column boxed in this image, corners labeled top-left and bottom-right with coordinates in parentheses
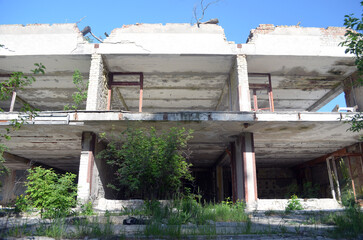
top-left (232, 133), bottom-right (258, 204)
top-left (230, 55), bottom-right (251, 111)
top-left (326, 157), bottom-right (336, 200)
top-left (77, 132), bottom-right (96, 203)
top-left (216, 166), bottom-right (224, 202)
top-left (86, 54), bottom-right (108, 110)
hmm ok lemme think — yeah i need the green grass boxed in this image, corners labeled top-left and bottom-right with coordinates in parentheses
top-left (2, 197), bottom-right (250, 239)
top-left (331, 205), bottom-right (363, 239)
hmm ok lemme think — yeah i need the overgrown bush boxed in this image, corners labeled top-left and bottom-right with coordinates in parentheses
top-left (98, 127), bottom-right (194, 200)
top-left (339, 159), bottom-right (356, 207)
top-left (80, 201), bottom-right (94, 216)
top-left (285, 194), bottom-right (303, 212)
top-left (25, 167), bottom-right (77, 218)
top-left (14, 194), bottom-right (29, 214)
top-left (333, 204), bottom-right (363, 238)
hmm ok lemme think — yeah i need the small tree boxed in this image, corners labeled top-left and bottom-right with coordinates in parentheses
top-left (98, 127), bottom-right (194, 200)
top-left (64, 69), bottom-right (88, 110)
top-left (340, 2), bottom-right (363, 138)
top-left (25, 167), bottom-right (77, 218)
top-left (340, 1), bottom-right (363, 84)
top-left (0, 63), bottom-right (45, 185)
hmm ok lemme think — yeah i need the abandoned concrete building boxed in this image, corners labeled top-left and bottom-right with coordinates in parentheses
top-left (0, 23), bottom-right (362, 210)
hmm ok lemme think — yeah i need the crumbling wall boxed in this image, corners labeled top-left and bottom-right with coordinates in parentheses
top-left (229, 55), bottom-right (250, 111)
top-left (92, 138), bottom-right (119, 200)
top-left (229, 59), bottom-right (239, 111)
top-left (344, 73), bottom-right (363, 112)
top-left (0, 23), bottom-right (90, 55)
top-left (310, 163), bottom-right (331, 198)
top-left (345, 143), bottom-right (363, 198)
top-left (0, 169), bottom-right (27, 205)
top-left (245, 24), bottom-right (348, 57)
top-left (257, 167), bottom-right (297, 199)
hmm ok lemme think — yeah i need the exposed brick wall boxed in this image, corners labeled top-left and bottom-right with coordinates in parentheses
top-left (229, 55), bottom-right (251, 111)
top-left (86, 54), bottom-right (108, 110)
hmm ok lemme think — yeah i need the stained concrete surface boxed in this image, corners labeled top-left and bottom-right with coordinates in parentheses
top-left (0, 111), bottom-right (360, 172)
top-left (0, 211), bottom-right (346, 239)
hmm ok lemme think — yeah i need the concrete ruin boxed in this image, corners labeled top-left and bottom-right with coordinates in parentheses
top-left (0, 23), bottom-right (362, 210)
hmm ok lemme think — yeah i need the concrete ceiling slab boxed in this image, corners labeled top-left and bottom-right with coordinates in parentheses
top-left (0, 111), bottom-right (359, 172)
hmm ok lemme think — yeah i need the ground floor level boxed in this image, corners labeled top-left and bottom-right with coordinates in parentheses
top-left (0, 111), bottom-right (361, 210)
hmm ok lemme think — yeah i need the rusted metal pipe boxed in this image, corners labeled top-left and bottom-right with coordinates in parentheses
top-left (253, 89), bottom-right (258, 111)
top-left (107, 89), bottom-right (112, 110)
top-left (268, 73), bottom-right (274, 112)
top-left (248, 73), bottom-right (275, 112)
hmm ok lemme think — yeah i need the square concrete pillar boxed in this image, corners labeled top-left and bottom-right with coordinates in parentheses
top-left (229, 55), bottom-right (251, 111)
top-left (77, 131), bottom-right (110, 204)
top-left (216, 166), bottom-right (224, 202)
top-left (77, 132), bottom-right (96, 203)
top-left (86, 54), bottom-right (108, 110)
top-left (231, 133), bottom-right (258, 205)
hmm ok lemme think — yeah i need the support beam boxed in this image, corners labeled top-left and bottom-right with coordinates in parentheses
top-left (347, 156), bottom-right (357, 201)
top-left (241, 133), bottom-right (257, 203)
top-left (107, 89), bottom-right (112, 110)
top-left (232, 133), bottom-right (257, 205)
top-left (307, 84), bottom-right (342, 111)
top-left (216, 166), bottom-right (224, 202)
top-left (326, 157), bottom-right (336, 200)
top-left (230, 143), bottom-right (237, 203)
top-left (331, 157), bottom-right (341, 201)
top-left (9, 90), bottom-right (16, 112)
top-left (16, 95), bottom-right (37, 110)
top-left (77, 132), bottom-right (96, 203)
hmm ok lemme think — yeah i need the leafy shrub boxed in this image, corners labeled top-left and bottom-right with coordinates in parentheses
top-left (98, 127), bottom-right (194, 200)
top-left (285, 194), bottom-right (303, 212)
top-left (80, 201), bottom-right (94, 216)
top-left (14, 194), bottom-right (29, 213)
top-left (25, 167), bottom-right (77, 218)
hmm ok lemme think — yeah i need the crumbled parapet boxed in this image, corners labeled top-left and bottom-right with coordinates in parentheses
top-left (0, 23), bottom-right (91, 55)
top-left (101, 23), bottom-right (234, 55)
top-left (246, 24), bottom-right (347, 44)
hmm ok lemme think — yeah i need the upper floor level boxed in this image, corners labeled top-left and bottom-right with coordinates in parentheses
top-left (0, 23), bottom-right (359, 113)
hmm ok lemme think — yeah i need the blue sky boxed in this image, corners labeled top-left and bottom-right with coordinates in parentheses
top-left (0, 0), bottom-right (360, 111)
